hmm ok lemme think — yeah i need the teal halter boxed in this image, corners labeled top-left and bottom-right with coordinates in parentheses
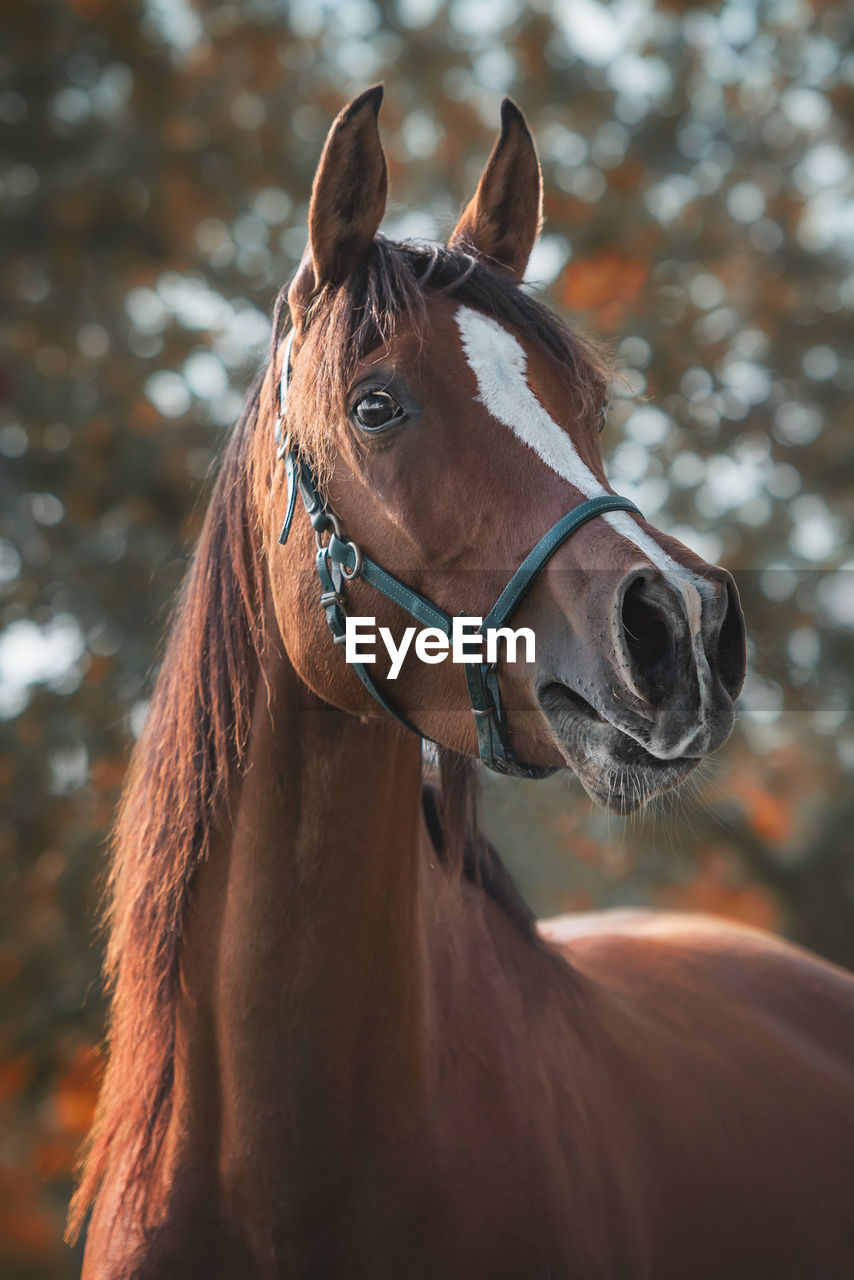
top-left (274, 329), bottom-right (640, 780)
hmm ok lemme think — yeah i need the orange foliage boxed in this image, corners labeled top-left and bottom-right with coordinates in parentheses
top-left (0, 949), bottom-right (21, 984)
top-left (85, 656), bottom-right (113, 685)
top-left (548, 811), bottom-right (581, 843)
top-left (0, 1166), bottom-right (58, 1258)
top-left (132, 398), bottom-right (171, 433)
top-left (730, 777), bottom-right (794, 846)
top-left (90, 757), bottom-right (125, 791)
top-left (54, 1044), bottom-right (102, 1137)
top-left (606, 159), bottom-right (645, 192)
top-left (15, 718), bottom-right (43, 746)
top-left (655, 852), bottom-right (782, 934)
top-left (0, 1053), bottom-right (32, 1106)
top-left (561, 252), bottom-right (648, 326)
top-left (33, 1136), bottom-right (77, 1180)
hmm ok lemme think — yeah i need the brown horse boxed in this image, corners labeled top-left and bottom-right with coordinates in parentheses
top-left (71, 89), bottom-right (854, 1278)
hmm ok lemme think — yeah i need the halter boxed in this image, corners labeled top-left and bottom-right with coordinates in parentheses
top-left (274, 328), bottom-right (640, 780)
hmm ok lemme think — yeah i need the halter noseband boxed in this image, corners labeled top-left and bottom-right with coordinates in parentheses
top-left (273, 328), bottom-right (640, 780)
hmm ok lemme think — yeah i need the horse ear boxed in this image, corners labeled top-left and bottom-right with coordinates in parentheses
top-left (289, 84), bottom-right (387, 322)
top-left (448, 99), bottom-right (542, 279)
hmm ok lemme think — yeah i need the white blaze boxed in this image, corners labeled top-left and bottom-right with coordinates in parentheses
top-left (454, 305), bottom-right (701, 587)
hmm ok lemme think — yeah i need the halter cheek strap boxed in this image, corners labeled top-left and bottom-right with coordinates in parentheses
top-left (274, 331), bottom-right (640, 780)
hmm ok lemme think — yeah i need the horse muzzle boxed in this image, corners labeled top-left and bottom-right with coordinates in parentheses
top-left (536, 565), bottom-right (746, 811)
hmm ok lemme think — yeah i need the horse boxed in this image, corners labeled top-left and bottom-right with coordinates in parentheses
top-left (69, 88), bottom-right (854, 1279)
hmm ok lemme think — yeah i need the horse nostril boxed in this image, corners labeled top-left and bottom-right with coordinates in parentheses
top-left (620, 576), bottom-right (676, 703)
top-left (715, 578), bottom-right (746, 699)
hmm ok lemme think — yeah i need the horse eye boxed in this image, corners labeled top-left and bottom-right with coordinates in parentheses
top-left (353, 391), bottom-right (404, 431)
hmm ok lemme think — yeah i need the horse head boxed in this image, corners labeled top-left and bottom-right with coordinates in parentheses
top-left (258, 86), bottom-right (746, 813)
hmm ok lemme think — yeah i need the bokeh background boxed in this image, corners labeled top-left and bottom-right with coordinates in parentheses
top-left (1, 0), bottom-right (853, 1273)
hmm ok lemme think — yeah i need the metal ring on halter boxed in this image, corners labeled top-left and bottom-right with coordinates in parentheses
top-left (276, 429), bottom-right (290, 462)
top-left (314, 509), bottom-right (343, 552)
top-left (313, 511), bottom-right (363, 580)
top-left (340, 538), bottom-right (363, 580)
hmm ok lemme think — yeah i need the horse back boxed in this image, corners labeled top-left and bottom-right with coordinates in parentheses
top-left (541, 910), bottom-right (854, 1278)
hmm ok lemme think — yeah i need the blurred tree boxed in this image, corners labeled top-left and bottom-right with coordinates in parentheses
top-left (1, 0), bottom-right (852, 1273)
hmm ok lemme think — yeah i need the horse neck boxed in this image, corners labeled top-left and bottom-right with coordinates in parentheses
top-left (170, 635), bottom-right (428, 1230)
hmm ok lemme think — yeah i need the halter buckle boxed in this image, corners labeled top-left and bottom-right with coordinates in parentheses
top-left (320, 589), bottom-right (346, 609)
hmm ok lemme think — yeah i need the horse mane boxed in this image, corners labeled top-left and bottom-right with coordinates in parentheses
top-left (68, 240), bottom-right (607, 1240)
top-left (67, 372), bottom-right (267, 1240)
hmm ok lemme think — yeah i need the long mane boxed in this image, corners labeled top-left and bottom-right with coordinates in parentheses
top-left (67, 373), bottom-right (267, 1237)
top-left (68, 241), bottom-right (609, 1239)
